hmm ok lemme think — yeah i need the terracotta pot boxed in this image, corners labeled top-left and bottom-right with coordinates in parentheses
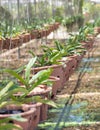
top-left (10, 37), bottom-right (20, 49)
top-left (60, 59), bottom-right (70, 84)
top-left (30, 33), bottom-right (35, 40)
top-left (20, 33), bottom-right (30, 43)
top-left (2, 38), bottom-right (10, 49)
top-left (23, 103), bottom-right (42, 127)
top-left (38, 30), bottom-right (45, 38)
top-left (28, 103), bottom-right (47, 123)
top-left (4, 37), bottom-right (21, 49)
top-left (49, 76), bottom-right (60, 99)
top-left (60, 57), bottom-right (77, 84)
top-left (0, 106), bottom-right (38, 130)
top-left (66, 56), bottom-right (77, 74)
top-left (69, 54), bottom-right (84, 68)
top-left (28, 85), bottom-right (52, 98)
top-left (27, 85), bottom-right (52, 121)
top-left (46, 29), bottom-right (50, 36)
top-left (87, 34), bottom-right (95, 42)
top-left (41, 30), bottom-right (47, 37)
top-left (81, 40), bottom-right (94, 50)
top-left (31, 30), bottom-right (39, 39)
top-left (31, 64), bottom-right (65, 90)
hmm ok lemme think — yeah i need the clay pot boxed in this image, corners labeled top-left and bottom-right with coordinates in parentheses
top-left (20, 33), bottom-right (30, 43)
top-left (42, 30), bottom-right (47, 37)
top-left (27, 85), bottom-right (52, 121)
top-left (49, 76), bottom-right (60, 99)
top-left (31, 64), bottom-right (65, 90)
top-left (0, 106), bottom-right (38, 130)
top-left (30, 31), bottom-right (35, 39)
top-left (2, 38), bottom-right (10, 49)
top-left (60, 57), bottom-right (77, 84)
top-left (31, 30), bottom-right (39, 39)
top-left (87, 34), bottom-right (95, 42)
top-left (46, 29), bottom-right (50, 36)
top-left (38, 30), bottom-right (44, 38)
top-left (81, 40), bottom-right (94, 50)
top-left (66, 56), bottom-right (77, 75)
top-left (23, 103), bottom-right (42, 127)
top-left (10, 37), bottom-right (20, 49)
top-left (3, 37), bottom-right (21, 49)
top-left (69, 54), bottom-right (84, 69)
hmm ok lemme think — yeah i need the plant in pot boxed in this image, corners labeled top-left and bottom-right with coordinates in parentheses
top-left (77, 25), bottom-right (95, 49)
top-left (4, 57), bottom-right (57, 124)
top-left (0, 22), bottom-right (22, 49)
top-left (0, 81), bottom-right (33, 130)
top-left (29, 46), bottom-right (65, 91)
top-left (53, 39), bottom-right (85, 83)
top-left (62, 16), bottom-right (75, 32)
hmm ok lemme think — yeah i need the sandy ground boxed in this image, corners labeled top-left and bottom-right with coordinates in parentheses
top-left (57, 37), bottom-right (100, 130)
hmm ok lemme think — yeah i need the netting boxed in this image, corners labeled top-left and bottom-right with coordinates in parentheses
top-left (0, 0), bottom-right (100, 79)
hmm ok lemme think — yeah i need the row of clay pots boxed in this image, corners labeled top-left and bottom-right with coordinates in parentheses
top-left (31, 36), bottom-right (95, 96)
top-left (0, 22), bottom-right (60, 50)
top-left (0, 51), bottom-right (91, 130)
top-left (13, 35), bottom-right (96, 129)
top-left (81, 40), bottom-right (94, 50)
top-left (0, 30), bottom-right (96, 130)
top-left (0, 85), bottom-right (50, 130)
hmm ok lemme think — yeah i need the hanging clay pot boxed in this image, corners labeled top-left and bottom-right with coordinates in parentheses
top-left (31, 30), bottom-right (39, 39)
top-left (10, 37), bottom-right (20, 49)
top-left (81, 40), bottom-right (94, 50)
top-left (27, 85), bottom-right (52, 122)
top-left (20, 33), bottom-right (30, 43)
top-left (3, 38), bottom-right (10, 49)
top-left (0, 106), bottom-right (38, 130)
top-left (49, 76), bottom-right (60, 99)
top-left (31, 64), bottom-right (65, 90)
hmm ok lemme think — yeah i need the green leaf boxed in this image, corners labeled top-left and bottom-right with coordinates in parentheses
top-left (4, 69), bottom-right (27, 87)
top-left (33, 96), bottom-right (58, 108)
top-left (28, 50), bottom-right (36, 57)
top-left (29, 69), bottom-right (51, 84)
top-left (8, 87), bottom-right (28, 97)
top-left (15, 65), bottom-right (26, 74)
top-left (0, 101), bottom-right (8, 108)
top-left (25, 57), bottom-right (37, 83)
top-left (50, 51), bottom-right (61, 63)
top-left (55, 40), bottom-right (64, 51)
top-left (0, 81), bottom-right (13, 98)
top-left (10, 115), bottom-right (27, 122)
top-left (0, 123), bottom-right (22, 130)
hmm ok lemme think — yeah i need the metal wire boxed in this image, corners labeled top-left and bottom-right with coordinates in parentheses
top-left (54, 46), bottom-right (95, 130)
